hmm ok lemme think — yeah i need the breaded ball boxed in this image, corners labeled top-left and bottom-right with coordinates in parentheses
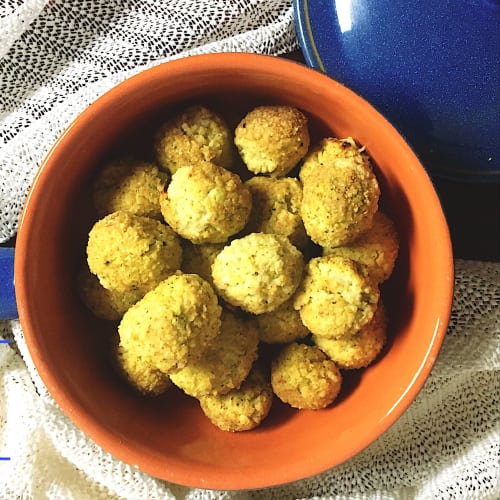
top-left (76, 265), bottom-right (143, 321)
top-left (313, 300), bottom-right (387, 369)
top-left (255, 297), bottom-right (309, 344)
top-left (116, 343), bottom-right (171, 396)
top-left (293, 255), bottom-right (379, 339)
top-left (86, 211), bottom-right (182, 294)
top-left (211, 233), bottom-right (304, 314)
top-left (154, 105), bottom-right (233, 173)
top-left (160, 162), bottom-right (252, 244)
top-left (234, 105), bottom-right (310, 177)
top-left (199, 366), bottom-right (273, 432)
top-left (170, 310), bottom-right (259, 397)
top-left (271, 343), bottom-right (342, 410)
top-left (244, 176), bottom-right (308, 248)
top-left (93, 159), bottom-right (167, 219)
top-left (323, 211), bottom-right (399, 284)
top-left (181, 241), bottom-right (224, 286)
top-left (118, 273), bottom-right (222, 374)
top-left (300, 137), bottom-right (380, 247)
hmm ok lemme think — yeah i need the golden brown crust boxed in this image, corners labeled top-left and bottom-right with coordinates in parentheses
top-left (160, 162), bottom-right (252, 244)
top-left (118, 273), bottom-right (222, 375)
top-left (271, 343), bottom-right (342, 410)
top-left (170, 310), bottom-right (259, 397)
top-left (154, 105), bottom-right (233, 173)
top-left (300, 137), bottom-right (380, 247)
top-left (293, 255), bottom-right (379, 339)
top-left (199, 366), bottom-right (273, 432)
top-left (86, 211), bottom-right (182, 294)
top-left (234, 105), bottom-right (310, 177)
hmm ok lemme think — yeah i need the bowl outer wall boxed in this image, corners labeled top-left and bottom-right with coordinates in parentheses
top-left (14, 53), bottom-right (454, 490)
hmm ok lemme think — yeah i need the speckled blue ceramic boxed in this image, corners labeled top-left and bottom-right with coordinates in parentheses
top-left (294, 0), bottom-right (500, 181)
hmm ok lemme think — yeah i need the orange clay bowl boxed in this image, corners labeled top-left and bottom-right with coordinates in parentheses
top-left (15, 53), bottom-right (453, 490)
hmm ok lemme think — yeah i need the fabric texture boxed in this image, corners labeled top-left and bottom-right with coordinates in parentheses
top-left (1, 1), bottom-right (499, 498)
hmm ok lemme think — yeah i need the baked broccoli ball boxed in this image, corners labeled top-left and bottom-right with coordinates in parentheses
top-left (299, 137), bottom-right (380, 247)
top-left (323, 211), bottom-right (399, 284)
top-left (256, 297), bottom-right (309, 344)
top-left (160, 162), bottom-right (252, 244)
top-left (271, 343), bottom-right (342, 410)
top-left (244, 176), bottom-right (308, 248)
top-left (154, 105), bottom-right (233, 174)
top-left (86, 211), bottom-right (182, 294)
top-left (199, 366), bottom-right (273, 432)
top-left (181, 241), bottom-right (225, 287)
top-left (234, 105), bottom-right (310, 177)
top-left (293, 255), bottom-right (379, 339)
top-left (118, 273), bottom-right (222, 374)
top-left (116, 343), bottom-right (171, 396)
top-left (93, 159), bottom-right (167, 219)
top-left (170, 310), bottom-right (259, 398)
top-left (76, 265), bottom-right (143, 321)
top-left (313, 300), bottom-right (387, 369)
top-left (211, 233), bottom-right (304, 314)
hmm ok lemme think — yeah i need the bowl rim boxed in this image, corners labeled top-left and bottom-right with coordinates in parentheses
top-left (14, 52), bottom-right (454, 490)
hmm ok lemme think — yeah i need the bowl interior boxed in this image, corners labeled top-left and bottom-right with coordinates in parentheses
top-left (15, 53), bottom-right (453, 489)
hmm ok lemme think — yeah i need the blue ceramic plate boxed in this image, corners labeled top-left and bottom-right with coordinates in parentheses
top-left (293, 0), bottom-right (500, 182)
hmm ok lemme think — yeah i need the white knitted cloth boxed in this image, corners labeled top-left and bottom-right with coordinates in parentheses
top-left (1, 2), bottom-right (499, 498)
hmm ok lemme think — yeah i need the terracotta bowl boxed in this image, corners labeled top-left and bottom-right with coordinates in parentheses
top-left (14, 53), bottom-right (454, 490)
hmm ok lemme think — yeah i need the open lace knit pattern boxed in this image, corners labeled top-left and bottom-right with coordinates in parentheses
top-left (0, 260), bottom-right (498, 498)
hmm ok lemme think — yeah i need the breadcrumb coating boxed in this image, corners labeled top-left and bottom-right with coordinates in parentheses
top-left (271, 343), bottom-right (342, 410)
top-left (256, 297), bottom-right (309, 344)
top-left (86, 211), bottom-right (182, 294)
top-left (160, 162), bottom-right (252, 244)
top-left (313, 300), bottom-right (387, 369)
top-left (211, 232), bottom-right (304, 314)
top-left (170, 310), bottom-right (259, 397)
top-left (181, 241), bottom-right (225, 287)
top-left (199, 366), bottom-right (273, 432)
top-left (118, 273), bottom-right (222, 374)
top-left (300, 137), bottom-right (380, 247)
top-left (323, 211), bottom-right (399, 284)
top-left (76, 265), bottom-right (143, 321)
top-left (244, 176), bottom-right (308, 248)
top-left (234, 105), bottom-right (310, 177)
top-left (293, 255), bottom-right (379, 339)
top-left (93, 159), bottom-right (167, 219)
top-left (116, 343), bottom-right (171, 396)
top-left (154, 105), bottom-right (233, 173)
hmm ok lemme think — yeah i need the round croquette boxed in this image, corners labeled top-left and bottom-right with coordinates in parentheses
top-left (199, 366), bottom-right (273, 432)
top-left (271, 343), bottom-right (342, 410)
top-left (244, 176), bottom-right (308, 248)
top-left (170, 310), bottom-right (259, 398)
top-left (313, 300), bottom-right (387, 369)
top-left (255, 297), bottom-right (309, 344)
top-left (154, 105), bottom-right (233, 173)
top-left (93, 159), bottom-right (167, 219)
top-left (116, 343), bottom-right (171, 396)
top-left (118, 273), bottom-right (222, 374)
top-left (323, 211), bottom-right (399, 284)
top-left (211, 232), bottom-right (304, 314)
top-left (299, 137), bottom-right (380, 247)
top-left (86, 211), bottom-right (182, 294)
top-left (234, 105), bottom-right (310, 177)
top-left (160, 162), bottom-right (252, 244)
top-left (76, 265), bottom-right (143, 321)
top-left (293, 255), bottom-right (380, 339)
top-left (181, 241), bottom-right (225, 286)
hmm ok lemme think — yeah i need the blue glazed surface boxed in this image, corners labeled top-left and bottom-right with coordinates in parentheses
top-left (0, 247), bottom-right (17, 320)
top-left (294, 0), bottom-right (500, 181)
